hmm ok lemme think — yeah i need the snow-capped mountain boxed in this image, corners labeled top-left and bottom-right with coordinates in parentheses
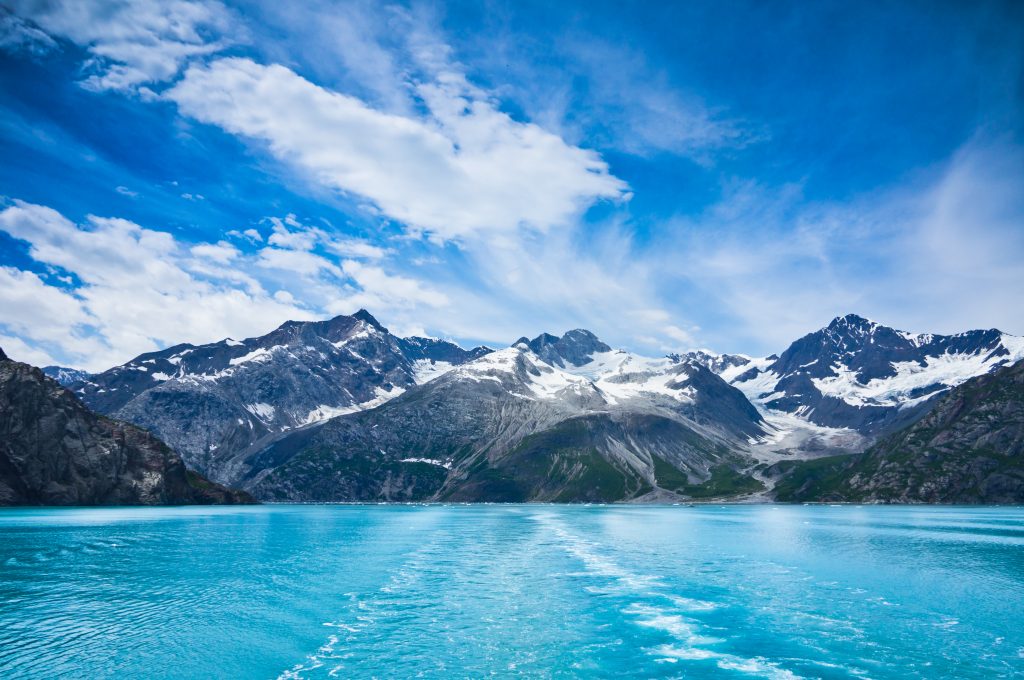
top-left (672, 349), bottom-right (755, 376)
top-left (72, 310), bottom-right (490, 477)
top-left (41, 365), bottom-right (92, 386)
top-left (724, 314), bottom-right (1024, 435)
top-left (228, 331), bottom-right (767, 501)
top-left (61, 311), bottom-right (1024, 502)
top-left (773, 358), bottom-right (1024, 504)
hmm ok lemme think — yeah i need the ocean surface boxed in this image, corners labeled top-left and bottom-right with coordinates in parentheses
top-left (0, 505), bottom-right (1022, 679)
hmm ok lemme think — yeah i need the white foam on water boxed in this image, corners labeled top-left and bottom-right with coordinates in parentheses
top-left (718, 656), bottom-right (802, 679)
top-left (653, 644), bottom-right (721, 661)
top-left (625, 603), bottom-right (724, 646)
top-left (667, 594), bottom-right (719, 611)
top-left (531, 512), bottom-right (803, 679)
top-left (277, 532), bottom-right (457, 679)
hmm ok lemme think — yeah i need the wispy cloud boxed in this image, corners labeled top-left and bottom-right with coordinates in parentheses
top-left (166, 56), bottom-right (627, 242)
top-left (659, 136), bottom-right (1024, 352)
top-left (6, 0), bottom-right (233, 92)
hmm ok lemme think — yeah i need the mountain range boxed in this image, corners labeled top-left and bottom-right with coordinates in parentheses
top-left (5, 310), bottom-right (1022, 504)
top-left (53, 311), bottom-right (1024, 503)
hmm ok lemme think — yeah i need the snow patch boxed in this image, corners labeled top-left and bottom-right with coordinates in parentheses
top-left (229, 345), bottom-right (284, 366)
top-left (412, 359), bottom-right (455, 384)
top-left (812, 342), bottom-right (1024, 408)
top-left (245, 402), bottom-right (276, 420)
top-left (301, 386), bottom-right (407, 425)
top-left (399, 457), bottom-right (452, 469)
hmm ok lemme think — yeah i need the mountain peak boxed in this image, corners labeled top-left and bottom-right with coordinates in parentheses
top-left (828, 313), bottom-right (877, 331)
top-left (518, 329), bottom-right (611, 367)
top-left (351, 309), bottom-right (384, 330)
top-left (562, 329), bottom-right (600, 342)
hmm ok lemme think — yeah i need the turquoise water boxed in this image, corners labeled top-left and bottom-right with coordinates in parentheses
top-left (0, 505), bottom-right (1022, 679)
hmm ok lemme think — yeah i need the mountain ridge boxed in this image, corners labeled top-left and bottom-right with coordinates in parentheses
top-left (10, 311), bottom-right (1019, 503)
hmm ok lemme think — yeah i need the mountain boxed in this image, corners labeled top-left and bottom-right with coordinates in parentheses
top-left (512, 329), bottom-right (612, 367)
top-left (772, 359), bottom-right (1024, 503)
top-left (42, 310), bottom-right (1023, 503)
top-left (72, 310), bottom-right (490, 480)
top-left (0, 348), bottom-right (251, 506)
top-left (226, 332), bottom-right (767, 502)
top-left (673, 349), bottom-right (755, 375)
top-left (42, 366), bottom-right (92, 386)
top-left (725, 314), bottom-right (1024, 436)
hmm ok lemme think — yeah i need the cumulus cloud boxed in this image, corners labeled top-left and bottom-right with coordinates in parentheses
top-left (190, 240), bottom-right (239, 263)
top-left (334, 260), bottom-right (449, 313)
top-left (6, 0), bottom-right (231, 91)
top-left (166, 57), bottom-right (628, 241)
top-left (0, 266), bottom-right (102, 364)
top-left (0, 201), bottom-right (454, 370)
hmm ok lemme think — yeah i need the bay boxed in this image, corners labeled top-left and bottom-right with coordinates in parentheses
top-left (1, 505), bottom-right (1022, 678)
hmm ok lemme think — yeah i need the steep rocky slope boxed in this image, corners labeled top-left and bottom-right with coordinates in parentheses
top-left (772, 359), bottom-right (1024, 503)
top-left (0, 348), bottom-right (252, 506)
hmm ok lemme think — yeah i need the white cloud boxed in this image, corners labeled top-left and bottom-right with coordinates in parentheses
top-left (267, 216), bottom-right (319, 250)
top-left (0, 266), bottom-right (101, 363)
top-left (257, 247), bottom-right (341, 277)
top-left (657, 137), bottom-right (1024, 353)
top-left (190, 240), bottom-right (239, 263)
top-left (7, 0), bottom-right (231, 91)
top-left (0, 334), bottom-right (59, 368)
top-left (0, 201), bottom-right (459, 370)
top-left (0, 201), bottom-right (314, 370)
top-left (166, 57), bottom-right (628, 242)
top-left (227, 228), bottom-right (263, 243)
top-left (334, 260), bottom-right (449, 312)
top-left (324, 238), bottom-right (388, 260)
top-left (0, 8), bottom-right (57, 54)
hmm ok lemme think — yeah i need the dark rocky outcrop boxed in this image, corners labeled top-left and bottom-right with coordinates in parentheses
top-left (0, 348), bottom-right (252, 506)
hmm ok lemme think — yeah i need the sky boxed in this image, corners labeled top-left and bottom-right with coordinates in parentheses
top-left (0, 0), bottom-right (1022, 372)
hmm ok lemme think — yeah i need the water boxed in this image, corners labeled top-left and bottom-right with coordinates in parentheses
top-left (0, 505), bottom-right (1022, 679)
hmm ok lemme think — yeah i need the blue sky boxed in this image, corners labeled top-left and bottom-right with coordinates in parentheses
top-left (1, 0), bottom-right (1022, 371)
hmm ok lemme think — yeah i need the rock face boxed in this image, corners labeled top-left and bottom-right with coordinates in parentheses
top-left (0, 348), bottom-right (252, 506)
top-left (728, 314), bottom-right (1024, 435)
top-left (772, 359), bottom-right (1024, 503)
top-left (72, 310), bottom-right (490, 480)
top-left (230, 337), bottom-right (767, 502)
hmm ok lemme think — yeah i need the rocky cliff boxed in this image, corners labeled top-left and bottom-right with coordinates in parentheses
top-left (0, 348), bottom-right (252, 506)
